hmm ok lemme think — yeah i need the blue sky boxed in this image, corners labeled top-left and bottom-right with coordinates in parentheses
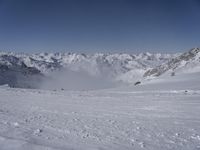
top-left (0, 0), bottom-right (200, 53)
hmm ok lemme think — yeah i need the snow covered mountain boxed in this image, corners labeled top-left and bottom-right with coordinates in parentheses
top-left (0, 51), bottom-right (175, 88)
top-left (0, 55), bottom-right (44, 88)
top-left (0, 48), bottom-right (199, 89)
top-left (144, 48), bottom-right (200, 77)
top-left (1, 50), bottom-right (200, 150)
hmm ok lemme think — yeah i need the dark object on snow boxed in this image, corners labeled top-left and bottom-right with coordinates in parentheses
top-left (171, 72), bottom-right (175, 76)
top-left (61, 88), bottom-right (64, 91)
top-left (134, 81), bottom-right (141, 86)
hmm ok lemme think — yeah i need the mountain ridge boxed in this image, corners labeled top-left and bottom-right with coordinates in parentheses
top-left (144, 48), bottom-right (200, 77)
top-left (0, 48), bottom-right (199, 89)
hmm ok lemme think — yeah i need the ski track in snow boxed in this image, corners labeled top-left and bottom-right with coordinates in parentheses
top-left (0, 86), bottom-right (200, 150)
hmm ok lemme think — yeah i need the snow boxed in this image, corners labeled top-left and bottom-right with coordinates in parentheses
top-left (0, 48), bottom-right (200, 149)
top-left (0, 72), bottom-right (200, 150)
top-left (143, 48), bottom-right (200, 77)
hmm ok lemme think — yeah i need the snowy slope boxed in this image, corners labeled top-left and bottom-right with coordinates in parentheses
top-left (0, 48), bottom-right (200, 150)
top-left (0, 71), bottom-right (200, 150)
top-left (144, 48), bottom-right (200, 77)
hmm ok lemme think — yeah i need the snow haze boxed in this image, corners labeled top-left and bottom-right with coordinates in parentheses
top-left (40, 69), bottom-right (119, 90)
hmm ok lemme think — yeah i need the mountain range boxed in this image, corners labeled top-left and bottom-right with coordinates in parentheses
top-left (0, 48), bottom-right (199, 89)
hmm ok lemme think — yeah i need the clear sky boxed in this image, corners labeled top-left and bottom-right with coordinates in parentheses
top-left (0, 0), bottom-right (200, 53)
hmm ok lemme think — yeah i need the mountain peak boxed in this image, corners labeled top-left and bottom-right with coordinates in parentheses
top-left (189, 47), bottom-right (200, 54)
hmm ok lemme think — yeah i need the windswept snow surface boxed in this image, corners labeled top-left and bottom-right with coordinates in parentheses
top-left (0, 72), bottom-right (200, 150)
